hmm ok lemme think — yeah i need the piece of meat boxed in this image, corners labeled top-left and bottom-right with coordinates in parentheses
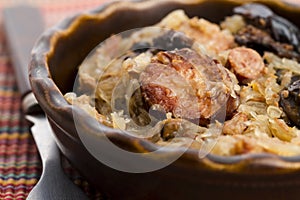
top-left (227, 47), bottom-right (264, 82)
top-left (139, 48), bottom-right (239, 125)
top-left (226, 95), bottom-right (241, 119)
top-left (223, 112), bottom-right (248, 135)
top-left (142, 83), bottom-right (178, 114)
top-left (140, 62), bottom-right (200, 120)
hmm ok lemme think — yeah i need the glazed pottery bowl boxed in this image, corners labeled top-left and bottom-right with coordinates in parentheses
top-left (29, 0), bottom-right (300, 199)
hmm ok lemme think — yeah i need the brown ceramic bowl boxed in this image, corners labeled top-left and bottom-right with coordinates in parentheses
top-left (30, 0), bottom-right (300, 199)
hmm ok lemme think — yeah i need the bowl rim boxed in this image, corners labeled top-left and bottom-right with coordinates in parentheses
top-left (29, 0), bottom-right (300, 173)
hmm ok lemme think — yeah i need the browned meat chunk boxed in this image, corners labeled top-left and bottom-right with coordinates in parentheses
top-left (142, 83), bottom-right (178, 114)
top-left (140, 62), bottom-right (200, 120)
top-left (223, 112), bottom-right (248, 135)
top-left (139, 48), bottom-right (239, 125)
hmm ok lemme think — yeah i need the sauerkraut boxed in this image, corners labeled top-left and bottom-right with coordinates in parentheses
top-left (65, 5), bottom-right (300, 157)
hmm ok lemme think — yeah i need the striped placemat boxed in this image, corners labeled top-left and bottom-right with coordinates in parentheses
top-left (0, 1), bottom-right (109, 199)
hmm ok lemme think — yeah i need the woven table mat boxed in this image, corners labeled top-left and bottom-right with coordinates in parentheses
top-left (0, 1), bottom-right (109, 199)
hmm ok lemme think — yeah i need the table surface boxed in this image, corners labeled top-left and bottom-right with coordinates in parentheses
top-left (0, 0), bottom-right (300, 199)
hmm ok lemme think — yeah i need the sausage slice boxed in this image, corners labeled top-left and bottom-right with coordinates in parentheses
top-left (228, 47), bottom-right (264, 82)
top-left (139, 48), bottom-right (239, 124)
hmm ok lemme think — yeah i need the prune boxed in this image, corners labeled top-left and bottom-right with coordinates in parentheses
top-left (131, 41), bottom-right (151, 53)
top-left (129, 88), bottom-right (151, 126)
top-left (233, 3), bottom-right (300, 60)
top-left (161, 119), bottom-right (180, 141)
top-left (280, 76), bottom-right (300, 128)
top-left (234, 3), bottom-right (273, 26)
top-left (270, 15), bottom-right (300, 51)
top-left (235, 25), bottom-right (300, 60)
top-left (152, 30), bottom-right (193, 51)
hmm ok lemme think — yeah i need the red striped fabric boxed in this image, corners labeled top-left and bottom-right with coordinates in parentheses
top-left (0, 1), bottom-right (110, 199)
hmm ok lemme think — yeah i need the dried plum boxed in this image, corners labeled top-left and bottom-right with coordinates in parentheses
top-left (270, 15), bottom-right (300, 50)
top-left (234, 3), bottom-right (273, 27)
top-left (129, 88), bottom-right (151, 126)
top-left (152, 30), bottom-right (193, 51)
top-left (131, 41), bottom-right (151, 53)
top-left (233, 3), bottom-right (300, 60)
top-left (161, 119), bottom-right (180, 141)
top-left (235, 25), bottom-right (300, 60)
top-left (280, 76), bottom-right (300, 128)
